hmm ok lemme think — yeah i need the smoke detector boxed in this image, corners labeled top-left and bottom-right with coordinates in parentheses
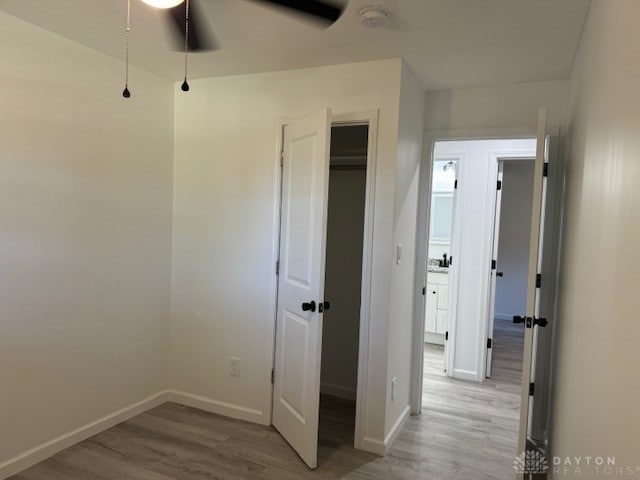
top-left (359, 5), bottom-right (391, 28)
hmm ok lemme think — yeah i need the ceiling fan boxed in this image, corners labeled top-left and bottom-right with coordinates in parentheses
top-left (142, 0), bottom-right (346, 52)
top-left (123, 0), bottom-right (345, 97)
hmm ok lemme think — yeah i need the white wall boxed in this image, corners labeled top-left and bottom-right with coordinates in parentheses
top-left (169, 59), bottom-right (406, 446)
top-left (494, 160), bottom-right (535, 320)
top-left (0, 12), bottom-right (174, 472)
top-left (550, 1), bottom-right (640, 473)
top-left (425, 80), bottom-right (569, 132)
top-left (321, 168), bottom-right (366, 401)
top-left (384, 63), bottom-right (424, 437)
top-left (434, 139), bottom-right (536, 380)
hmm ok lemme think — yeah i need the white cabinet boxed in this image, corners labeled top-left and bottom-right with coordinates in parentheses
top-left (425, 272), bottom-right (449, 345)
top-left (437, 284), bottom-right (448, 309)
top-left (436, 309), bottom-right (447, 334)
top-left (425, 284), bottom-right (438, 332)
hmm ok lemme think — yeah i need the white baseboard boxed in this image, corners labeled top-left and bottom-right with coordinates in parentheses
top-left (166, 390), bottom-right (267, 426)
top-left (320, 382), bottom-right (357, 401)
top-left (0, 389), bottom-right (268, 479)
top-left (356, 406), bottom-right (410, 457)
top-left (0, 390), bottom-right (170, 480)
top-left (383, 405), bottom-right (410, 454)
top-left (358, 436), bottom-right (386, 456)
top-left (453, 368), bottom-right (478, 381)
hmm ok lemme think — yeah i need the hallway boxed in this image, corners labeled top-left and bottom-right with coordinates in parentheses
top-left (410, 318), bottom-right (525, 479)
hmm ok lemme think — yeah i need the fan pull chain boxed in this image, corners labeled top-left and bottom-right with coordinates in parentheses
top-left (122, 0), bottom-right (132, 98)
top-left (181, 0), bottom-right (191, 92)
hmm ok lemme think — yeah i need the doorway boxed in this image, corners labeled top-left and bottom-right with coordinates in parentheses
top-left (486, 159), bottom-right (535, 379)
top-left (318, 124), bottom-right (368, 464)
top-left (422, 138), bottom-right (537, 383)
top-left (422, 158), bottom-right (457, 378)
top-left (271, 110), bottom-right (378, 469)
top-left (417, 136), bottom-right (544, 478)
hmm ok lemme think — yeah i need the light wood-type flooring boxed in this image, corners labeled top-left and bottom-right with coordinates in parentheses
top-left (11, 319), bottom-right (523, 480)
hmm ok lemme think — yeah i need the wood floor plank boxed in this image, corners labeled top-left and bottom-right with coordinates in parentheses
top-left (11, 318), bottom-right (523, 480)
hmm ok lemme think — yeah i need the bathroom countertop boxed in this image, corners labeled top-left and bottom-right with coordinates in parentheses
top-left (427, 266), bottom-right (449, 274)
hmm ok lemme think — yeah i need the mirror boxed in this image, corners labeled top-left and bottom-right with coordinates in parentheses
top-left (429, 159), bottom-right (456, 251)
top-left (430, 194), bottom-right (453, 243)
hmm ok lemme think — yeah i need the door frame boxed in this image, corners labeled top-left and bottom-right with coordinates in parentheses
top-left (482, 154), bottom-right (537, 380)
top-left (411, 127), bottom-right (538, 414)
top-left (269, 110), bottom-right (380, 453)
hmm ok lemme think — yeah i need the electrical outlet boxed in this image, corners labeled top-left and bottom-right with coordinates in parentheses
top-left (391, 377), bottom-right (398, 400)
top-left (230, 357), bottom-right (240, 377)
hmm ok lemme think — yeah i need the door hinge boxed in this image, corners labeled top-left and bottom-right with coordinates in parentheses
top-left (275, 260), bottom-right (280, 275)
top-left (445, 331), bottom-right (449, 341)
top-left (271, 368), bottom-right (275, 384)
top-left (422, 286), bottom-right (426, 296)
top-left (497, 180), bottom-right (502, 191)
top-left (487, 338), bottom-right (492, 349)
top-left (449, 256), bottom-right (453, 266)
top-left (543, 162), bottom-right (548, 177)
top-left (454, 179), bottom-right (458, 189)
top-left (529, 382), bottom-right (535, 396)
top-left (536, 273), bottom-right (541, 288)
top-left (280, 151), bottom-right (284, 167)
top-left (491, 259), bottom-right (497, 270)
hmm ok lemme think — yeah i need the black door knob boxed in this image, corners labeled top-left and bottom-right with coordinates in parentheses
top-left (533, 317), bottom-right (548, 327)
top-left (496, 271), bottom-right (504, 277)
top-left (513, 315), bottom-right (525, 324)
top-left (302, 301), bottom-right (316, 312)
top-left (319, 301), bottom-right (331, 313)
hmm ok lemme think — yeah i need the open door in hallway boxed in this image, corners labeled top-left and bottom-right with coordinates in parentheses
top-left (272, 108), bottom-right (332, 469)
top-left (517, 108), bottom-right (551, 463)
top-left (485, 161), bottom-right (504, 378)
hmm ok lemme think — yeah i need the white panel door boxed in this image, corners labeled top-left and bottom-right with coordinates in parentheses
top-left (485, 162), bottom-right (504, 378)
top-left (272, 108), bottom-right (331, 469)
top-left (528, 126), bottom-right (561, 446)
top-left (517, 108), bottom-right (549, 464)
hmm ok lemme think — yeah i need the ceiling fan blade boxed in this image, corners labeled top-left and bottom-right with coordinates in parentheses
top-left (166, 0), bottom-right (217, 52)
top-left (250, 0), bottom-right (345, 24)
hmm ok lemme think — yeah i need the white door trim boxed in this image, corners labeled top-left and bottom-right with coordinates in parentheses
top-left (269, 110), bottom-right (380, 454)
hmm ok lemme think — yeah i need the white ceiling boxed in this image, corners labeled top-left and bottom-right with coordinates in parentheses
top-left (0, 0), bottom-right (591, 90)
